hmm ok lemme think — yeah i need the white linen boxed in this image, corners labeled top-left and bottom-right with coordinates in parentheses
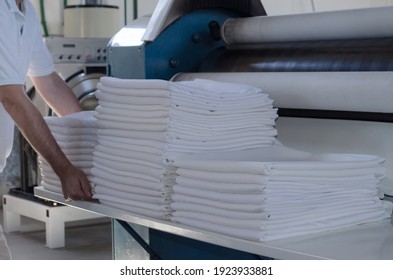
top-left (44, 111), bottom-right (98, 127)
top-left (99, 199), bottom-right (171, 220)
top-left (95, 186), bottom-right (171, 204)
top-left (97, 84), bottom-right (170, 97)
top-left (98, 128), bottom-right (168, 141)
top-left (100, 76), bottom-right (169, 89)
top-left (40, 111), bottom-right (97, 195)
top-left (95, 90), bottom-right (171, 106)
top-left (92, 177), bottom-right (171, 197)
top-left (91, 167), bottom-right (170, 190)
top-left (171, 143), bottom-right (392, 241)
top-left (93, 77), bottom-right (278, 221)
top-left (94, 193), bottom-right (171, 212)
top-left (95, 105), bottom-right (169, 118)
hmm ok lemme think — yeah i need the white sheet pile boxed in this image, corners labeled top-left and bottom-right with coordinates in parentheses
top-left (39, 111), bottom-right (98, 195)
top-left (92, 78), bottom-right (173, 219)
top-left (92, 77), bottom-right (278, 220)
top-left (165, 79), bottom-right (278, 157)
top-left (171, 144), bottom-right (393, 241)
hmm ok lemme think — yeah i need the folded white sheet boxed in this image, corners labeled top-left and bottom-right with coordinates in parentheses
top-left (98, 100), bottom-right (170, 112)
top-left (170, 93), bottom-right (274, 110)
top-left (41, 182), bottom-right (63, 194)
top-left (95, 90), bottom-right (171, 106)
top-left (171, 193), bottom-right (265, 212)
top-left (166, 139), bottom-right (274, 153)
top-left (167, 128), bottom-right (276, 142)
top-left (98, 135), bottom-right (166, 151)
top-left (47, 126), bottom-right (98, 136)
top-left (173, 176), bottom-right (377, 194)
top-left (91, 167), bottom-right (171, 190)
top-left (94, 144), bottom-right (164, 165)
top-left (170, 118), bottom-right (276, 131)
top-left (95, 112), bottom-right (169, 124)
top-left (100, 200), bottom-right (171, 220)
top-left (171, 204), bottom-right (391, 241)
top-left (98, 84), bottom-right (170, 98)
top-left (100, 76), bottom-right (169, 90)
top-left (171, 216), bottom-right (262, 241)
top-left (170, 79), bottom-right (266, 96)
top-left (170, 101), bottom-right (271, 114)
top-left (54, 140), bottom-right (97, 149)
top-left (93, 156), bottom-right (168, 179)
top-left (93, 161), bottom-right (172, 183)
top-left (92, 177), bottom-right (171, 197)
top-left (44, 111), bottom-right (98, 128)
top-left (95, 185), bottom-right (171, 204)
top-left (97, 119), bottom-right (168, 131)
top-left (98, 138), bottom-right (164, 155)
top-left (98, 128), bottom-right (168, 142)
top-left (93, 193), bottom-right (171, 212)
top-left (173, 202), bottom-right (386, 230)
top-left (173, 144), bottom-right (385, 172)
top-left (170, 103), bottom-right (274, 116)
top-left (51, 132), bottom-right (98, 142)
top-left (96, 105), bottom-right (169, 118)
top-left (171, 202), bottom-right (268, 220)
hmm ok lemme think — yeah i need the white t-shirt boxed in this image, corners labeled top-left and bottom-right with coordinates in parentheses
top-left (0, 0), bottom-right (54, 172)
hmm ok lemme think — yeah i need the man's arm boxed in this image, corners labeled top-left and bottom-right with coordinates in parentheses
top-left (30, 72), bottom-right (82, 116)
top-left (0, 84), bottom-right (92, 200)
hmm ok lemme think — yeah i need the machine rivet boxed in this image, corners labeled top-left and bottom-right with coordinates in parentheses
top-left (170, 59), bottom-right (179, 68)
top-left (192, 33), bottom-right (201, 43)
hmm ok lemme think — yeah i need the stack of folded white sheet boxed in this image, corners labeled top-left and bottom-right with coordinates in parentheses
top-left (165, 79), bottom-right (278, 158)
top-left (92, 77), bottom-right (278, 220)
top-left (39, 111), bottom-right (98, 195)
top-left (92, 78), bottom-right (173, 219)
top-left (171, 144), bottom-right (393, 241)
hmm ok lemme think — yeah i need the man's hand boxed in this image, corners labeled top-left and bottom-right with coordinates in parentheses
top-left (59, 165), bottom-right (93, 201)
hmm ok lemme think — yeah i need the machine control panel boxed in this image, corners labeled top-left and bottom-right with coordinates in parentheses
top-left (44, 37), bottom-right (110, 64)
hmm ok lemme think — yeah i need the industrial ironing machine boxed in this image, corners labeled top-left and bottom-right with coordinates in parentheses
top-left (32, 0), bottom-right (393, 259)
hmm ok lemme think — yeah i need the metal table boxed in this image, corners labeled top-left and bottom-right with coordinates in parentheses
top-left (35, 186), bottom-right (393, 260)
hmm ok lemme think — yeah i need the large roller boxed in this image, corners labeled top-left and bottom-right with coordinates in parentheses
top-left (221, 6), bottom-right (393, 46)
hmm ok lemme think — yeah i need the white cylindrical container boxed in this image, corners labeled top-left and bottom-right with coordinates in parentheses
top-left (64, 5), bottom-right (122, 38)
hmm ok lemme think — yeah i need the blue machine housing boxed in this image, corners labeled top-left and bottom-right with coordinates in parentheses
top-left (144, 9), bottom-right (239, 80)
top-left (108, 9), bottom-right (241, 80)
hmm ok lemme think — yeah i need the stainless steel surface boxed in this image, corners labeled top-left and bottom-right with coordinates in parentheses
top-left (35, 186), bottom-right (393, 260)
top-left (66, 72), bottom-right (103, 110)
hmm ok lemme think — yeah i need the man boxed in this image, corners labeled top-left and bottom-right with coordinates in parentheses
top-left (1, 0), bottom-right (94, 200)
top-left (0, 0), bottom-right (94, 258)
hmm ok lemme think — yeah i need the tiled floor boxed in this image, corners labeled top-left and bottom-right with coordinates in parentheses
top-left (0, 202), bottom-right (113, 260)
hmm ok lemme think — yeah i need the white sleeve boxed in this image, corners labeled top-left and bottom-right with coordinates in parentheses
top-left (26, 1), bottom-right (54, 77)
top-left (0, 8), bottom-right (25, 86)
